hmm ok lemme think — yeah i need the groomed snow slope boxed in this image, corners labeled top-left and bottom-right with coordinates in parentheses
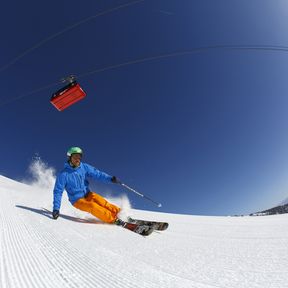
top-left (0, 175), bottom-right (288, 288)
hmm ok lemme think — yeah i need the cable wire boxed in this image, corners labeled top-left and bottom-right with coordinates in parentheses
top-left (0, 0), bottom-right (145, 74)
top-left (2, 44), bottom-right (288, 108)
top-left (77, 44), bottom-right (288, 79)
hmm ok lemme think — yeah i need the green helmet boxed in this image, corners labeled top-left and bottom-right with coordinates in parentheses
top-left (67, 146), bottom-right (83, 157)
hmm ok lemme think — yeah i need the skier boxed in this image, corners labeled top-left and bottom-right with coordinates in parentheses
top-left (52, 146), bottom-right (123, 225)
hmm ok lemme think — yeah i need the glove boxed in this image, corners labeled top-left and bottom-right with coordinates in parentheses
top-left (52, 210), bottom-right (60, 220)
top-left (111, 176), bottom-right (121, 184)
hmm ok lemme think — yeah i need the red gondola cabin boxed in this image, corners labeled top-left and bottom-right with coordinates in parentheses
top-left (50, 80), bottom-right (86, 111)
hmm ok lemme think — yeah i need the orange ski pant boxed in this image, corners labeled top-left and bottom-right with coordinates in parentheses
top-left (73, 192), bottom-right (120, 223)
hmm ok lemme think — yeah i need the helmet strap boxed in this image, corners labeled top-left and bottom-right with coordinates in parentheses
top-left (67, 158), bottom-right (75, 168)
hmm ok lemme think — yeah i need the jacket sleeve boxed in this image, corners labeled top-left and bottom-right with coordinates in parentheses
top-left (53, 172), bottom-right (66, 211)
top-left (84, 163), bottom-right (112, 184)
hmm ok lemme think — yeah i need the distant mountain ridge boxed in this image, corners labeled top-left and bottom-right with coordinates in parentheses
top-left (279, 197), bottom-right (288, 206)
top-left (250, 203), bottom-right (288, 216)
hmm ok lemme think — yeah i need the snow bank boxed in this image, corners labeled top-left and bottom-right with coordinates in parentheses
top-left (1, 174), bottom-right (288, 287)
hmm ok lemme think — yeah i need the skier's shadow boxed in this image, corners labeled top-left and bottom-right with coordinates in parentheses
top-left (15, 205), bottom-right (102, 224)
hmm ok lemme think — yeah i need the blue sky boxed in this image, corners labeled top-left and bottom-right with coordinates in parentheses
top-left (1, 0), bottom-right (288, 215)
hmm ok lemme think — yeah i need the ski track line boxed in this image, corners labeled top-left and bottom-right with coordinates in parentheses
top-left (0, 199), bottom-right (61, 288)
top-left (0, 208), bottom-right (9, 287)
top-left (10, 202), bottom-right (275, 288)
top-left (1, 192), bottom-right (76, 288)
top-left (1, 206), bottom-right (32, 288)
top-left (1, 198), bottom-right (36, 288)
top-left (32, 224), bottom-right (182, 288)
top-left (75, 224), bottom-right (220, 288)
top-left (3, 183), bottom-right (287, 288)
top-left (16, 204), bottom-right (206, 288)
top-left (16, 215), bottom-right (129, 288)
top-left (70, 226), bottom-right (228, 288)
top-left (4, 199), bottom-right (161, 288)
top-left (16, 208), bottom-right (162, 288)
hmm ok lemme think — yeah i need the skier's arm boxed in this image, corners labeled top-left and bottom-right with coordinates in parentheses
top-left (85, 163), bottom-right (116, 184)
top-left (53, 173), bottom-right (66, 212)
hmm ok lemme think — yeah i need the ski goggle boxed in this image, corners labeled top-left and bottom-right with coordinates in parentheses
top-left (70, 153), bottom-right (82, 160)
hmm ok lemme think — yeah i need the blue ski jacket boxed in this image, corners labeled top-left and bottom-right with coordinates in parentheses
top-left (53, 162), bottom-right (113, 211)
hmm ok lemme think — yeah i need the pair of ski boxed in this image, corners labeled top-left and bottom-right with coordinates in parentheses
top-left (119, 217), bottom-right (169, 236)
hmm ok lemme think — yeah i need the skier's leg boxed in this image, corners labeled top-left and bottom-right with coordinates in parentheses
top-left (86, 192), bottom-right (120, 215)
top-left (73, 198), bottom-right (117, 223)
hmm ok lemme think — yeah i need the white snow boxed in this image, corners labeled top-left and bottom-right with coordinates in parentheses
top-left (0, 174), bottom-right (288, 288)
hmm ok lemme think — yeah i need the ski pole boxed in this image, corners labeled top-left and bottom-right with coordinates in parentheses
top-left (120, 183), bottom-right (162, 208)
